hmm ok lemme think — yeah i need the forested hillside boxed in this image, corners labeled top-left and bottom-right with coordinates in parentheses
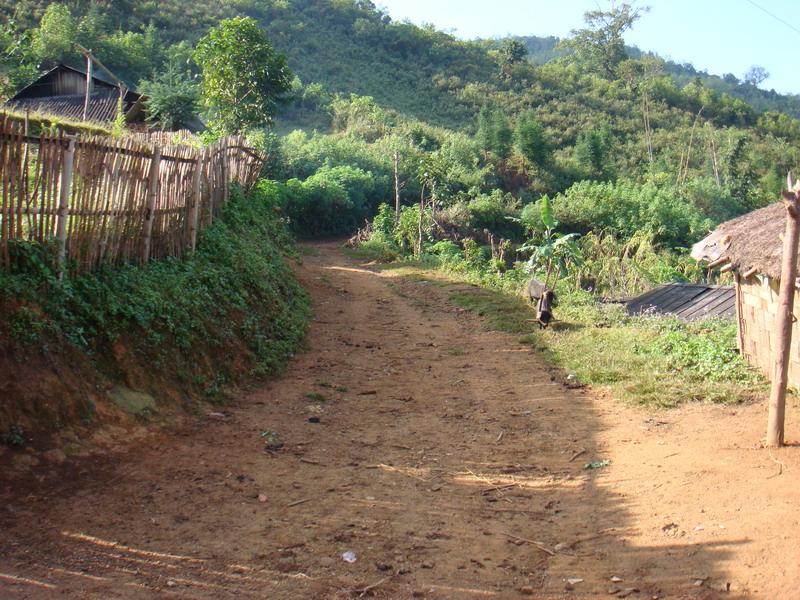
top-left (4, 0), bottom-right (800, 292)
top-left (495, 34), bottom-right (800, 119)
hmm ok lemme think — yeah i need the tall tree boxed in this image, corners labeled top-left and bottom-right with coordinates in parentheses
top-left (194, 17), bottom-right (292, 134)
top-left (562, 2), bottom-right (648, 79)
top-left (743, 65), bottom-right (769, 86)
top-left (32, 3), bottom-right (77, 66)
top-left (498, 38), bottom-right (527, 77)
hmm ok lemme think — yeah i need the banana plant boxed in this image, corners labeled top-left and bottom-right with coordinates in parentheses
top-left (519, 195), bottom-right (583, 288)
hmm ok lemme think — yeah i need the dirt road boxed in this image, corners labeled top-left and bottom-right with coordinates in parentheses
top-left (1, 243), bottom-right (799, 599)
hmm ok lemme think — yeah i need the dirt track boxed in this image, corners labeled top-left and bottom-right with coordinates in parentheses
top-left (1, 242), bottom-right (799, 599)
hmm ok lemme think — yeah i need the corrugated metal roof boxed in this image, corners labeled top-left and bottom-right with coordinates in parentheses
top-left (4, 94), bottom-right (122, 123)
top-left (3, 64), bottom-right (145, 125)
top-left (626, 284), bottom-right (735, 321)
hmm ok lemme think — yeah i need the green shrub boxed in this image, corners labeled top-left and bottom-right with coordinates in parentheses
top-left (0, 184), bottom-right (310, 383)
top-left (553, 180), bottom-right (713, 248)
top-left (466, 190), bottom-right (523, 239)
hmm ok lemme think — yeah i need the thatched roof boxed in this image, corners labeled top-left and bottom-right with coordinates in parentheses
top-left (691, 201), bottom-right (787, 280)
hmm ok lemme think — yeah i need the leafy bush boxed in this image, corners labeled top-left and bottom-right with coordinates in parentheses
top-left (466, 190), bottom-right (523, 239)
top-left (633, 318), bottom-right (752, 383)
top-left (553, 180), bottom-right (713, 248)
top-left (0, 184), bottom-right (310, 382)
top-left (395, 204), bottom-right (433, 255)
top-left (578, 232), bottom-right (704, 295)
top-left (371, 202), bottom-right (396, 240)
top-left (264, 165), bottom-right (383, 237)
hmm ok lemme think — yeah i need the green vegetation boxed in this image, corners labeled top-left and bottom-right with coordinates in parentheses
top-left (354, 185), bottom-right (764, 407)
top-left (0, 185), bottom-right (310, 396)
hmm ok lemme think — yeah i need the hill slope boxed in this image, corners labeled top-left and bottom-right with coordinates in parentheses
top-left (5, 0), bottom-right (800, 127)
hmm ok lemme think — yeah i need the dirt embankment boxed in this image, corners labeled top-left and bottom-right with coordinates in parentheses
top-left (1, 242), bottom-right (799, 599)
top-left (0, 188), bottom-right (309, 468)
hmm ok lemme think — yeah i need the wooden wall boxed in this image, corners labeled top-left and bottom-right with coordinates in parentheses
top-left (737, 275), bottom-right (800, 386)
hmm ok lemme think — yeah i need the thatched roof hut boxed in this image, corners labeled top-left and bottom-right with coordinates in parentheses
top-left (691, 201), bottom-right (787, 279)
top-left (692, 201), bottom-right (800, 385)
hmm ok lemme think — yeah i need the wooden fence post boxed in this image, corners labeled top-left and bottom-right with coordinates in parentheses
top-left (141, 146), bottom-right (161, 263)
top-left (767, 173), bottom-right (800, 447)
top-left (56, 137), bottom-right (76, 280)
top-left (189, 148), bottom-right (204, 252)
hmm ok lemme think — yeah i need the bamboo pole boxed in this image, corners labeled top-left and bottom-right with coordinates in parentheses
top-left (766, 173), bottom-right (800, 447)
top-left (142, 146), bottom-right (161, 262)
top-left (56, 137), bottom-right (76, 280)
top-left (189, 148), bottom-right (204, 252)
top-left (221, 138), bottom-right (229, 208)
top-left (394, 151), bottom-right (400, 224)
top-left (83, 51), bottom-right (93, 121)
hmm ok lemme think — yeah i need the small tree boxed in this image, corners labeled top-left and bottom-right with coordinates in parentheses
top-left (520, 195), bottom-right (582, 288)
top-left (140, 57), bottom-right (200, 131)
top-left (514, 110), bottom-right (552, 169)
top-left (194, 17), bottom-right (292, 134)
top-left (0, 18), bottom-right (38, 100)
top-left (477, 106), bottom-right (512, 160)
top-left (574, 123), bottom-right (616, 180)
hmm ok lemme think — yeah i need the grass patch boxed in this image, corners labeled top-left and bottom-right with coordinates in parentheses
top-left (305, 392), bottom-right (327, 403)
top-left (450, 287), bottom-right (533, 335)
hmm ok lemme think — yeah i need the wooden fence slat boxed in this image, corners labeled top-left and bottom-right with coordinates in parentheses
top-left (56, 137), bottom-right (76, 279)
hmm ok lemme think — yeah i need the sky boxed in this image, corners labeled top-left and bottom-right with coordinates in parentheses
top-left (375, 0), bottom-right (800, 95)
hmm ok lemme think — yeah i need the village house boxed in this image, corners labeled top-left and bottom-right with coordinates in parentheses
top-left (2, 63), bottom-right (147, 127)
top-left (691, 201), bottom-right (800, 385)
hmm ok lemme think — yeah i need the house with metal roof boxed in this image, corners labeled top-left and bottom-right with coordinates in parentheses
top-left (2, 64), bottom-right (147, 127)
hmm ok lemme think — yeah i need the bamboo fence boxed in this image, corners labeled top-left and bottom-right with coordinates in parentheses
top-left (0, 116), bottom-right (264, 276)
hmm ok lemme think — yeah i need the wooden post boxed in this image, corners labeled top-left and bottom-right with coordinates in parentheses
top-left (221, 139), bottom-right (229, 207)
top-left (83, 51), bottom-right (93, 122)
top-left (767, 173), bottom-right (800, 447)
top-left (141, 146), bottom-right (161, 262)
top-left (417, 181), bottom-right (425, 258)
top-left (393, 151), bottom-right (400, 224)
top-left (189, 149), bottom-right (204, 252)
top-left (56, 137), bottom-right (76, 280)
